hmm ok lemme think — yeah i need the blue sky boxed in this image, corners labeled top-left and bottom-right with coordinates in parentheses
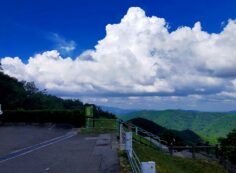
top-left (1, 0), bottom-right (236, 111)
top-left (1, 0), bottom-right (235, 59)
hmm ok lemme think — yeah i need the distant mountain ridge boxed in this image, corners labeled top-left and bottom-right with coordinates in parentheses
top-left (227, 110), bottom-right (236, 114)
top-left (119, 109), bottom-right (236, 143)
top-left (100, 105), bottom-right (138, 115)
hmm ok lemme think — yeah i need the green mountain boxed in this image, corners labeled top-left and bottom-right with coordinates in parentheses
top-left (129, 118), bottom-right (202, 145)
top-left (120, 110), bottom-right (236, 143)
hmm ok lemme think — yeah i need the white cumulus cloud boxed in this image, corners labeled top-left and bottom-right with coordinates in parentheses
top-left (1, 7), bottom-right (236, 101)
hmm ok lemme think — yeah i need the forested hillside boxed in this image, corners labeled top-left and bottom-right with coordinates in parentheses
top-left (129, 118), bottom-right (202, 145)
top-left (120, 110), bottom-right (236, 143)
top-left (0, 70), bottom-right (114, 118)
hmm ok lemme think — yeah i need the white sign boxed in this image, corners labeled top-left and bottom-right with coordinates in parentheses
top-left (141, 161), bottom-right (156, 173)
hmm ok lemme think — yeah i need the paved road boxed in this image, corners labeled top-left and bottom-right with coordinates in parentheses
top-left (0, 124), bottom-right (69, 156)
top-left (0, 125), bottom-right (120, 173)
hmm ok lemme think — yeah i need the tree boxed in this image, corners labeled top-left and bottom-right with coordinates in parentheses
top-left (0, 72), bottom-right (27, 109)
top-left (24, 81), bottom-right (39, 95)
top-left (219, 129), bottom-right (236, 164)
top-left (0, 61), bottom-right (3, 72)
top-left (0, 71), bottom-right (115, 119)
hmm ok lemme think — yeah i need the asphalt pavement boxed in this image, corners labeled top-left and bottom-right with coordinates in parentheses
top-left (0, 125), bottom-right (120, 173)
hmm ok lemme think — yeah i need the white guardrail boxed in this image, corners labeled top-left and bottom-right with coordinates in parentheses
top-left (119, 122), bottom-right (156, 173)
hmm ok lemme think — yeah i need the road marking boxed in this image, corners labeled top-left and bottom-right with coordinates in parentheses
top-left (48, 124), bottom-right (56, 130)
top-left (0, 132), bottom-right (76, 164)
top-left (45, 167), bottom-right (50, 171)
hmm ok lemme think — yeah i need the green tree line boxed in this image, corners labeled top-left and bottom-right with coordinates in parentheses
top-left (0, 68), bottom-right (115, 126)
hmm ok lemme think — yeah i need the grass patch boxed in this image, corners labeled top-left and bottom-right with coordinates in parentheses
top-left (134, 143), bottom-right (227, 173)
top-left (133, 134), bottom-right (158, 148)
top-left (199, 134), bottom-right (219, 144)
top-left (81, 118), bottom-right (117, 134)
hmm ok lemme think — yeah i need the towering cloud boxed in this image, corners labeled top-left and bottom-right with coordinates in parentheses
top-left (1, 7), bottom-right (236, 100)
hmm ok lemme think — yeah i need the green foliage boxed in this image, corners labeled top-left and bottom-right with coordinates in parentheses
top-left (0, 71), bottom-right (107, 112)
top-left (0, 71), bottom-right (115, 124)
top-left (134, 143), bottom-right (227, 173)
top-left (0, 72), bottom-right (27, 109)
top-left (219, 129), bottom-right (236, 164)
top-left (0, 71), bottom-right (84, 110)
top-left (121, 110), bottom-right (236, 144)
top-left (0, 110), bottom-right (85, 127)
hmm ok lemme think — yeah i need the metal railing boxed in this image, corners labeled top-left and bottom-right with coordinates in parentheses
top-left (119, 119), bottom-right (236, 173)
top-left (120, 121), bottom-right (156, 173)
top-left (120, 119), bottom-right (168, 150)
top-left (128, 149), bottom-right (141, 173)
top-left (121, 124), bottom-right (141, 173)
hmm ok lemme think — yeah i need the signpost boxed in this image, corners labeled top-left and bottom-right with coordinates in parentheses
top-left (85, 105), bottom-right (94, 128)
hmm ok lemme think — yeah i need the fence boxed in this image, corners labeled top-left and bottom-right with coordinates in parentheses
top-left (168, 145), bottom-right (219, 159)
top-left (119, 122), bottom-right (156, 173)
top-left (120, 120), bottom-right (168, 151)
top-left (85, 118), bottom-right (235, 173)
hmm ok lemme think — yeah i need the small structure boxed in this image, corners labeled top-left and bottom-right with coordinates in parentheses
top-left (85, 105), bottom-right (94, 128)
top-left (85, 105), bottom-right (94, 117)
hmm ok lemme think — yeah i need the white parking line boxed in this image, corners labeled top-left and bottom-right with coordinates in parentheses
top-left (0, 132), bottom-right (76, 164)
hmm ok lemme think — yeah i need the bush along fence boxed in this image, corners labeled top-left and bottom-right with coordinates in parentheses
top-left (0, 110), bottom-right (86, 127)
top-left (119, 120), bottom-right (156, 173)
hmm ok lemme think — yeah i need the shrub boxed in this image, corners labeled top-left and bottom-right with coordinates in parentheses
top-left (219, 129), bottom-right (236, 164)
top-left (0, 110), bottom-right (85, 127)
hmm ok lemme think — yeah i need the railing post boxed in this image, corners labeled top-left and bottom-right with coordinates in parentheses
top-left (92, 117), bottom-right (95, 128)
top-left (125, 132), bottom-right (133, 158)
top-left (206, 142), bottom-right (210, 155)
top-left (169, 145), bottom-right (173, 156)
top-left (141, 161), bottom-right (156, 173)
top-left (120, 123), bottom-right (124, 149)
top-left (215, 144), bottom-right (219, 159)
top-left (135, 127), bottom-right (138, 135)
top-left (192, 145), bottom-right (196, 159)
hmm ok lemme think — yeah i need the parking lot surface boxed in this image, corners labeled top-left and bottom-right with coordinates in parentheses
top-left (0, 125), bottom-right (119, 173)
